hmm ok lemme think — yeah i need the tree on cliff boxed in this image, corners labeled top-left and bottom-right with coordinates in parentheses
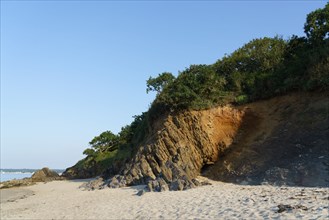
top-left (304, 3), bottom-right (329, 43)
top-left (83, 148), bottom-right (96, 157)
top-left (158, 64), bottom-right (228, 110)
top-left (89, 131), bottom-right (119, 152)
top-left (213, 37), bottom-right (286, 100)
top-left (274, 3), bottom-right (329, 92)
top-left (146, 72), bottom-right (175, 94)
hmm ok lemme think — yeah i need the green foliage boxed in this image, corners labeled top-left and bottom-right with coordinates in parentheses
top-left (151, 64), bottom-right (228, 113)
top-left (146, 72), bottom-right (175, 94)
top-left (147, 4), bottom-right (328, 115)
top-left (214, 37), bottom-right (287, 99)
top-left (304, 3), bottom-right (329, 43)
top-left (148, 37), bottom-right (286, 117)
top-left (235, 95), bottom-right (249, 104)
top-left (76, 111), bottom-right (151, 177)
top-left (89, 130), bottom-right (119, 152)
top-left (75, 149), bottom-right (127, 174)
top-left (273, 35), bottom-right (329, 92)
top-left (306, 56), bottom-right (329, 90)
top-left (83, 148), bottom-right (96, 157)
top-left (130, 112), bottom-right (149, 145)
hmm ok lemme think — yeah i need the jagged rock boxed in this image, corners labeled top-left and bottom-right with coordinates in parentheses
top-left (158, 178), bottom-right (169, 191)
top-left (79, 177), bottom-right (106, 190)
top-left (117, 107), bottom-right (244, 190)
top-left (192, 178), bottom-right (201, 187)
top-left (170, 180), bottom-right (185, 191)
top-left (146, 177), bottom-right (169, 192)
top-left (200, 181), bottom-right (212, 186)
top-left (108, 175), bottom-right (127, 188)
top-left (147, 180), bottom-right (159, 192)
top-left (31, 167), bottom-right (61, 182)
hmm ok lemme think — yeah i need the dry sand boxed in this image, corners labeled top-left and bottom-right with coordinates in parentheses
top-left (1, 178), bottom-right (328, 220)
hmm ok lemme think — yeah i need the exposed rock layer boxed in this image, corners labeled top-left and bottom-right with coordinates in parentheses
top-left (108, 92), bottom-right (329, 189)
top-left (68, 92), bottom-right (329, 190)
top-left (108, 106), bottom-right (245, 190)
top-left (203, 92), bottom-right (329, 187)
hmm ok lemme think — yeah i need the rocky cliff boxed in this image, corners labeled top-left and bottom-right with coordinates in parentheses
top-left (75, 92), bottom-right (329, 190)
top-left (203, 92), bottom-right (329, 187)
top-left (104, 92), bottom-right (328, 190)
top-left (108, 106), bottom-right (244, 190)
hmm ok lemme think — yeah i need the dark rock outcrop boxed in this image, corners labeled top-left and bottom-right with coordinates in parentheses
top-left (79, 177), bottom-right (107, 190)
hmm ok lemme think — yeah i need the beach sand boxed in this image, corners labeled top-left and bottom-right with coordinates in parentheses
top-left (1, 178), bottom-right (328, 219)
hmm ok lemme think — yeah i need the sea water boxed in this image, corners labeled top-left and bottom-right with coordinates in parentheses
top-left (0, 169), bottom-right (64, 182)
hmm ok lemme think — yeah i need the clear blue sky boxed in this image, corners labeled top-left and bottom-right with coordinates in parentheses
top-left (1, 1), bottom-right (326, 169)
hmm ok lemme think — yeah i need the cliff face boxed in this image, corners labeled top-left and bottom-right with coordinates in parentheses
top-left (71, 92), bottom-right (328, 190)
top-left (106, 92), bottom-right (328, 190)
top-left (113, 106), bottom-right (244, 190)
top-left (203, 92), bottom-right (329, 187)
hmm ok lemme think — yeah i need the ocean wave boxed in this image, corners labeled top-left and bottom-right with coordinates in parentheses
top-left (1, 169), bottom-right (64, 175)
top-left (1, 171), bottom-right (34, 174)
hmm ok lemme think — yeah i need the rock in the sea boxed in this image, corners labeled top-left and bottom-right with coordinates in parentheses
top-left (31, 167), bottom-right (60, 182)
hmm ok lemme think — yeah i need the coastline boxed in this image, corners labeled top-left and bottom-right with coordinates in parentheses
top-left (1, 178), bottom-right (328, 219)
top-left (1, 169), bottom-right (65, 182)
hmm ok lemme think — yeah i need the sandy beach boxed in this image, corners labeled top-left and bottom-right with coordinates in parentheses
top-left (1, 178), bottom-right (328, 220)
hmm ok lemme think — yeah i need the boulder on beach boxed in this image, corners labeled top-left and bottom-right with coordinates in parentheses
top-left (31, 167), bottom-right (61, 182)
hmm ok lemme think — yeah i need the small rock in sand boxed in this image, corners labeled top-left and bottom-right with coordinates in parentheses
top-left (277, 204), bottom-right (308, 213)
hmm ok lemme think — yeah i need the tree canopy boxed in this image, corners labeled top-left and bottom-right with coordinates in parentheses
top-left (304, 3), bottom-right (329, 43)
top-left (88, 131), bottom-right (119, 152)
top-left (214, 37), bottom-right (286, 99)
top-left (146, 72), bottom-right (175, 94)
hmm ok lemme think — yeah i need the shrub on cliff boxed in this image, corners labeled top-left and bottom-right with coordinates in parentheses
top-left (148, 3), bottom-right (328, 114)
